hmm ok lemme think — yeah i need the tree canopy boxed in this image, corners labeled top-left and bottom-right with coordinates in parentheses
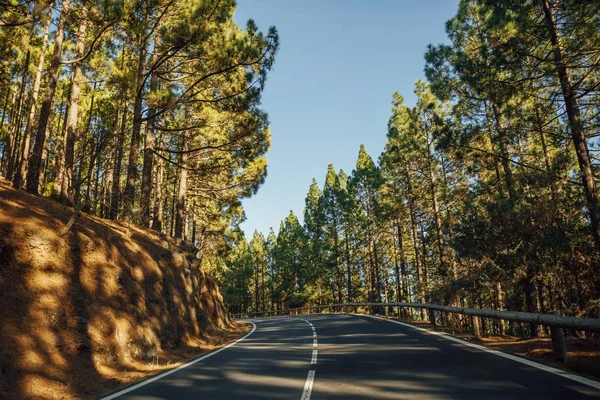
top-left (0, 0), bottom-right (278, 259)
top-left (218, 0), bottom-right (600, 335)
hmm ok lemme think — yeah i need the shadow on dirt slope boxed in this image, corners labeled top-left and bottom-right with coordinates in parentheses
top-left (0, 180), bottom-right (238, 399)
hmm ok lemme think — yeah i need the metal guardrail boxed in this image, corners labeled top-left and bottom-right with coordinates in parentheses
top-left (234, 302), bottom-right (600, 332)
top-left (232, 301), bottom-right (600, 362)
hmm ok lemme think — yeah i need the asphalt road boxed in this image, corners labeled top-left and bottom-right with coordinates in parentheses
top-left (101, 313), bottom-right (600, 399)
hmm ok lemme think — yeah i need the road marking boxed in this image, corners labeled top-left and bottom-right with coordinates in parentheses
top-left (301, 370), bottom-right (315, 400)
top-left (299, 318), bottom-right (318, 399)
top-left (362, 314), bottom-right (600, 391)
top-left (99, 322), bottom-right (257, 400)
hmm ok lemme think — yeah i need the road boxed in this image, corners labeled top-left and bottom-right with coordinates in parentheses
top-left (101, 313), bottom-right (600, 399)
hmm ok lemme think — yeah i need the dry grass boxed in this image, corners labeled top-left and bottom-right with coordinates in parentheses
top-left (0, 179), bottom-right (244, 399)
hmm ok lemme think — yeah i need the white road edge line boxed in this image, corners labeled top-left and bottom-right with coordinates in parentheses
top-left (301, 370), bottom-right (316, 400)
top-left (362, 314), bottom-right (600, 391)
top-left (311, 349), bottom-right (318, 364)
top-left (99, 321), bottom-right (258, 400)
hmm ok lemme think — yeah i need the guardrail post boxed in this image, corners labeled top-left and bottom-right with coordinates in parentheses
top-left (549, 311), bottom-right (567, 362)
top-left (428, 308), bottom-right (437, 330)
top-left (471, 315), bottom-right (481, 338)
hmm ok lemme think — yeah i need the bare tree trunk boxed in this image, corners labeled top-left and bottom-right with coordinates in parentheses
top-left (74, 87), bottom-right (95, 206)
top-left (7, 48), bottom-right (30, 181)
top-left (174, 141), bottom-right (187, 239)
top-left (123, 37), bottom-right (147, 221)
top-left (261, 260), bottom-right (266, 311)
top-left (81, 85), bottom-right (96, 208)
top-left (26, 0), bottom-right (70, 194)
top-left (372, 238), bottom-right (382, 303)
top-left (110, 107), bottom-right (126, 220)
top-left (0, 86), bottom-right (11, 151)
top-left (496, 282), bottom-right (506, 335)
top-left (542, 0), bottom-right (600, 264)
top-left (344, 223), bottom-right (352, 302)
top-left (333, 221), bottom-right (342, 303)
top-left (141, 37), bottom-right (160, 227)
top-left (57, 17), bottom-right (87, 202)
top-left (170, 173), bottom-right (177, 237)
top-left (1, 88), bottom-right (17, 176)
top-left (255, 259), bottom-right (260, 312)
top-left (15, 20), bottom-right (50, 189)
top-left (407, 172), bottom-right (425, 317)
top-left (396, 219), bottom-right (409, 301)
top-left (191, 218), bottom-right (196, 245)
top-left (151, 137), bottom-right (164, 231)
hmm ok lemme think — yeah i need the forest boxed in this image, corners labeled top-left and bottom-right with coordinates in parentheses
top-left (220, 0), bottom-right (600, 336)
top-left (2, 1), bottom-right (600, 338)
top-left (0, 0), bottom-right (278, 244)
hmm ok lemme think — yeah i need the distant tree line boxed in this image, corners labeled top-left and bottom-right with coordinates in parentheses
top-left (0, 0), bottom-right (278, 253)
top-left (219, 0), bottom-right (600, 336)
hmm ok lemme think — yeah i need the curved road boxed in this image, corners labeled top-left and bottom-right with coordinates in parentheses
top-left (102, 313), bottom-right (600, 399)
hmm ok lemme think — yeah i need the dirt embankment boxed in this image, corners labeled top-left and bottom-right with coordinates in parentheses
top-left (0, 179), bottom-right (241, 399)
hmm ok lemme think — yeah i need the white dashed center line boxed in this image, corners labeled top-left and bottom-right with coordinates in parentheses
top-left (300, 318), bottom-right (317, 400)
top-left (301, 370), bottom-right (315, 400)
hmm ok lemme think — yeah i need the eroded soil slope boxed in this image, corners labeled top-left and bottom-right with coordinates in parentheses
top-left (0, 179), bottom-right (239, 399)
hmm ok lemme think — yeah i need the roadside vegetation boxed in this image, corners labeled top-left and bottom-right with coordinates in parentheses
top-left (0, 1), bottom-right (277, 398)
top-left (221, 0), bottom-right (600, 340)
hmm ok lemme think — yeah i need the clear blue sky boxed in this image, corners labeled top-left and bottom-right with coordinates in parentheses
top-left (233, 0), bottom-right (458, 238)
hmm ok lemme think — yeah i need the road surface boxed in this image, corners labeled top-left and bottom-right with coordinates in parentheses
top-left (101, 313), bottom-right (600, 399)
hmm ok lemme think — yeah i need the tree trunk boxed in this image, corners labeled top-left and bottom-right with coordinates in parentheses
top-left (261, 261), bottom-right (266, 311)
top-left (7, 48), bottom-right (30, 181)
top-left (151, 137), bottom-right (164, 231)
top-left (523, 275), bottom-right (539, 337)
top-left (110, 107), bottom-right (127, 220)
top-left (82, 85), bottom-right (96, 208)
top-left (542, 0), bottom-right (600, 263)
top-left (255, 260), bottom-right (260, 312)
top-left (372, 238), bottom-right (382, 303)
top-left (141, 44), bottom-right (159, 227)
top-left (396, 219), bottom-right (409, 302)
top-left (536, 106), bottom-right (560, 207)
top-left (496, 282), bottom-right (506, 335)
top-left (15, 20), bottom-right (50, 189)
top-left (26, 0), bottom-right (70, 194)
top-left (490, 103), bottom-right (517, 202)
top-left (407, 173), bottom-right (425, 317)
top-left (57, 17), bottom-right (87, 203)
top-left (170, 173), bottom-right (177, 236)
top-left (174, 142), bottom-right (188, 239)
top-left (123, 38), bottom-right (147, 221)
top-left (0, 86), bottom-right (11, 157)
top-left (429, 157), bottom-right (449, 279)
top-left (1, 89), bottom-right (17, 175)
top-left (343, 223), bottom-right (352, 302)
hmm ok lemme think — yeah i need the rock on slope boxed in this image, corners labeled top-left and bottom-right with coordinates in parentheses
top-left (0, 179), bottom-right (239, 399)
